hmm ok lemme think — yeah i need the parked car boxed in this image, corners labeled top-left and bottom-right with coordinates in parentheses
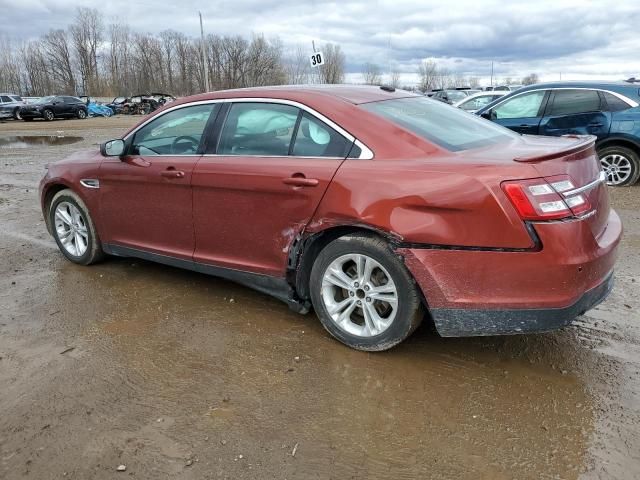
top-left (476, 81), bottom-right (640, 186)
top-left (20, 96), bottom-right (88, 121)
top-left (453, 91), bottom-right (507, 113)
top-left (39, 85), bottom-right (620, 351)
top-left (431, 88), bottom-right (481, 104)
top-left (493, 85), bottom-right (524, 92)
top-left (106, 96), bottom-right (127, 114)
top-left (0, 93), bottom-right (27, 120)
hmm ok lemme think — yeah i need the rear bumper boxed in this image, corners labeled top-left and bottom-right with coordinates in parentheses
top-left (399, 209), bottom-right (622, 337)
top-left (429, 271), bottom-right (613, 336)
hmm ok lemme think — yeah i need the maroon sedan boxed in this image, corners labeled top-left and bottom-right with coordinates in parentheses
top-left (39, 85), bottom-right (621, 351)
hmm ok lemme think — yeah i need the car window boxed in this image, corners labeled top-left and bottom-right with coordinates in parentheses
top-left (602, 92), bottom-right (631, 112)
top-left (493, 91), bottom-right (546, 119)
top-left (460, 96), bottom-right (494, 111)
top-left (447, 91), bottom-right (467, 102)
top-left (63, 96), bottom-right (78, 104)
top-left (10, 95), bottom-right (22, 102)
top-left (363, 97), bottom-right (519, 152)
top-left (132, 103), bottom-right (218, 156)
top-left (0, 96), bottom-right (11, 103)
top-left (548, 90), bottom-right (601, 116)
top-left (292, 112), bottom-right (352, 157)
top-left (218, 102), bottom-right (299, 156)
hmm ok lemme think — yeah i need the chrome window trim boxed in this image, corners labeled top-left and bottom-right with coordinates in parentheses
top-left (489, 87), bottom-right (639, 111)
top-left (123, 97), bottom-right (374, 160)
top-left (562, 171), bottom-right (606, 197)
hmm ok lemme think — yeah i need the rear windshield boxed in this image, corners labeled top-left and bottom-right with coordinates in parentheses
top-left (362, 97), bottom-right (518, 152)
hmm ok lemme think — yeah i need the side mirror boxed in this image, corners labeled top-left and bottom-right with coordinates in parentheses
top-left (101, 139), bottom-right (125, 157)
top-left (481, 110), bottom-right (495, 120)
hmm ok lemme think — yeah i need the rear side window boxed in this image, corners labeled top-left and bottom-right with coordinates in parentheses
top-left (362, 97), bottom-right (519, 152)
top-left (292, 112), bottom-right (351, 157)
top-left (547, 90), bottom-right (601, 116)
top-left (218, 103), bottom-right (299, 156)
top-left (602, 92), bottom-right (631, 112)
top-left (10, 95), bottom-right (22, 102)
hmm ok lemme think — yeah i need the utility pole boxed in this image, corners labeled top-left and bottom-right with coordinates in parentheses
top-left (490, 61), bottom-right (494, 87)
top-left (199, 11), bottom-right (210, 92)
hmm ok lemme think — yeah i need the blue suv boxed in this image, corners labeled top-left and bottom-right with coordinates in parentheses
top-left (476, 81), bottom-right (640, 186)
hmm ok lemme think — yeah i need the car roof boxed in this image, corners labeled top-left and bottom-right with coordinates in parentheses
top-left (183, 85), bottom-right (418, 105)
top-left (516, 80), bottom-right (639, 91)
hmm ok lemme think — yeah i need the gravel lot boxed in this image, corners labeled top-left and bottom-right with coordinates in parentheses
top-left (0, 116), bottom-right (639, 479)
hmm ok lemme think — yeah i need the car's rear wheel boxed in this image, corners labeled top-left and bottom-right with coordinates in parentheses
top-left (309, 234), bottom-right (423, 351)
top-left (77, 108), bottom-right (87, 119)
top-left (13, 108), bottom-right (21, 120)
top-left (43, 109), bottom-right (54, 121)
top-left (49, 189), bottom-right (104, 265)
top-left (599, 145), bottom-right (640, 186)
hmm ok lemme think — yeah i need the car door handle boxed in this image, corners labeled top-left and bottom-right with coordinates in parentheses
top-left (161, 169), bottom-right (185, 178)
top-left (588, 122), bottom-right (603, 127)
top-left (283, 176), bottom-right (319, 187)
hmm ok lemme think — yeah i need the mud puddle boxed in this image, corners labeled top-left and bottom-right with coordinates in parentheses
top-left (0, 135), bottom-right (83, 149)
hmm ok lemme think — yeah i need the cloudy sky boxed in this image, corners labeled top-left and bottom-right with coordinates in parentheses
top-left (2, 0), bottom-right (639, 85)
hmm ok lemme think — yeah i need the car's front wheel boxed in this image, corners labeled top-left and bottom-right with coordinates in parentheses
top-left (49, 189), bottom-right (104, 265)
top-left (43, 109), bottom-right (55, 121)
top-left (309, 234), bottom-right (423, 351)
top-left (599, 145), bottom-right (640, 186)
top-left (13, 108), bottom-right (21, 120)
top-left (77, 108), bottom-right (87, 119)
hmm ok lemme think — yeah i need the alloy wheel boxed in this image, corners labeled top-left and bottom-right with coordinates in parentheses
top-left (601, 154), bottom-right (633, 185)
top-left (321, 253), bottom-right (398, 337)
top-left (44, 110), bottom-right (54, 121)
top-left (54, 202), bottom-right (89, 257)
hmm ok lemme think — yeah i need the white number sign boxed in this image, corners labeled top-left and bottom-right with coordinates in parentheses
top-left (310, 52), bottom-right (324, 67)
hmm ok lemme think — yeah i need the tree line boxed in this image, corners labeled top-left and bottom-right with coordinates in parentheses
top-left (0, 7), bottom-right (345, 97)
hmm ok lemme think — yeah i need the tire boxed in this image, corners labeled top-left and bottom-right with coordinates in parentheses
top-left (309, 234), bottom-right (424, 351)
top-left (49, 189), bottom-right (104, 265)
top-left (13, 108), bottom-right (22, 120)
top-left (43, 109), bottom-right (55, 121)
top-left (77, 108), bottom-right (87, 119)
top-left (598, 145), bottom-right (640, 186)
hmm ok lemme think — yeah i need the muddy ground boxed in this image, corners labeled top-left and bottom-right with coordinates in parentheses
top-left (0, 116), bottom-right (638, 479)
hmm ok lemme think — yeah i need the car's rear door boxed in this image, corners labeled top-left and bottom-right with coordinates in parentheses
top-left (538, 89), bottom-right (612, 140)
top-left (491, 90), bottom-right (549, 134)
top-left (192, 100), bottom-right (354, 276)
top-left (99, 102), bottom-right (220, 260)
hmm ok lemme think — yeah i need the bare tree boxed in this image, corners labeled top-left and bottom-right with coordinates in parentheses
top-left (317, 43), bottom-right (345, 84)
top-left (70, 7), bottom-right (103, 94)
top-left (284, 44), bottom-right (311, 84)
top-left (43, 30), bottom-right (76, 94)
top-left (0, 37), bottom-right (23, 93)
top-left (362, 62), bottom-right (382, 85)
top-left (522, 73), bottom-right (539, 85)
top-left (389, 70), bottom-right (401, 88)
top-left (467, 76), bottom-right (480, 88)
top-left (417, 59), bottom-right (438, 92)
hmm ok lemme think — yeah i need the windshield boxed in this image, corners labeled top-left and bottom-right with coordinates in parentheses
top-left (34, 96), bottom-right (55, 104)
top-left (10, 95), bottom-right (22, 102)
top-left (446, 91), bottom-right (468, 102)
top-left (362, 97), bottom-right (519, 152)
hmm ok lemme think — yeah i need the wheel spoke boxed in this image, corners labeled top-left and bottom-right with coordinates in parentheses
top-left (328, 297), bottom-right (354, 316)
top-left (369, 292), bottom-right (398, 307)
top-left (55, 209), bottom-right (73, 226)
top-left (362, 302), bottom-right (384, 335)
top-left (324, 266), bottom-right (353, 290)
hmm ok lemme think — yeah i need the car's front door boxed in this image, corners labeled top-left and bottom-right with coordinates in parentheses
top-left (192, 101), bottom-right (354, 276)
top-left (99, 103), bottom-right (219, 260)
top-left (539, 89), bottom-right (612, 140)
top-left (490, 90), bottom-right (549, 134)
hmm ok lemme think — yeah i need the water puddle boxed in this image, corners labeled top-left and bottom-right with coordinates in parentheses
top-left (0, 135), bottom-right (83, 149)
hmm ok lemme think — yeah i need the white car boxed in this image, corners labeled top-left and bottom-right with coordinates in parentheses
top-left (453, 91), bottom-right (508, 113)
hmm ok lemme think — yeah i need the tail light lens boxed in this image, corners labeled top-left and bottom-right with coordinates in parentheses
top-left (502, 175), bottom-right (591, 221)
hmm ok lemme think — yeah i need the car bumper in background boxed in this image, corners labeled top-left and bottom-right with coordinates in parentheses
top-left (398, 209), bottom-right (622, 337)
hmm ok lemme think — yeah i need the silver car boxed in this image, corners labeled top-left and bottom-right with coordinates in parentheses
top-left (0, 93), bottom-right (27, 120)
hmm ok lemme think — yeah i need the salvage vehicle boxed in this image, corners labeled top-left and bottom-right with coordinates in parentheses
top-left (39, 85), bottom-right (621, 351)
top-left (20, 96), bottom-right (88, 121)
top-left (477, 81), bottom-right (640, 185)
top-left (453, 90), bottom-right (507, 113)
top-left (431, 88), bottom-right (481, 105)
top-left (0, 93), bottom-right (27, 120)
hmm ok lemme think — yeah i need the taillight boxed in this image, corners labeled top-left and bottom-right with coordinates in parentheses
top-left (502, 175), bottom-right (591, 221)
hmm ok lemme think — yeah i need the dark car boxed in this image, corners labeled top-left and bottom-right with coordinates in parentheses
top-left (431, 88), bottom-right (481, 105)
top-left (476, 81), bottom-right (640, 186)
top-left (0, 93), bottom-right (27, 120)
top-left (39, 85), bottom-right (620, 351)
top-left (20, 96), bottom-right (88, 121)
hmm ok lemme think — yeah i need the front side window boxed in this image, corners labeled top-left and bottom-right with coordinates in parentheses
top-left (292, 112), bottom-right (352, 157)
top-left (493, 91), bottom-right (546, 119)
top-left (362, 97), bottom-right (518, 152)
top-left (218, 103), bottom-right (299, 156)
top-left (10, 95), bottom-right (23, 102)
top-left (548, 90), bottom-right (601, 116)
top-left (132, 103), bottom-right (217, 156)
top-left (0, 96), bottom-right (11, 103)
